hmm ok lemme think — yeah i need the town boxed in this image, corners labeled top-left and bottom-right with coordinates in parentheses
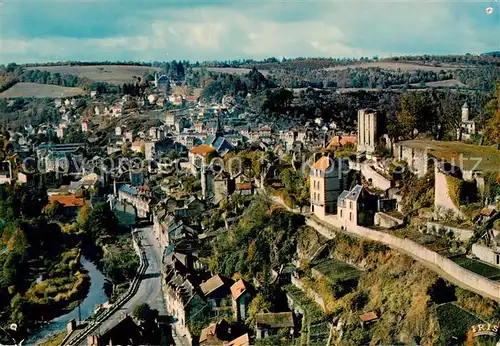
top-left (0, 53), bottom-right (499, 346)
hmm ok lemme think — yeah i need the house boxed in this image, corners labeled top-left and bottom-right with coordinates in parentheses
top-left (259, 125), bottom-right (272, 138)
top-left (48, 194), bottom-right (85, 217)
top-left (359, 311), bottom-right (379, 327)
top-left (157, 97), bottom-right (166, 108)
top-left (338, 185), bottom-right (379, 227)
top-left (118, 184), bottom-right (154, 219)
top-left (81, 120), bottom-right (89, 132)
top-left (164, 261), bottom-right (210, 344)
top-left (115, 126), bottom-right (123, 137)
top-left (235, 183), bottom-right (254, 196)
top-left (231, 279), bottom-right (252, 322)
top-left (199, 319), bottom-right (232, 346)
top-left (327, 135), bottom-right (357, 149)
top-left (185, 95), bottom-right (197, 104)
top-left (255, 312), bottom-right (296, 339)
top-left (87, 315), bottom-right (142, 346)
top-left (56, 124), bottom-right (68, 138)
top-left (189, 144), bottom-right (216, 169)
top-left (310, 155), bottom-right (350, 218)
top-left (194, 122), bottom-right (204, 133)
top-left (148, 94), bottom-right (159, 105)
top-left (111, 105), bottom-right (123, 117)
top-left (90, 90), bottom-right (98, 99)
top-left (131, 141), bottom-right (144, 153)
top-left (124, 130), bottom-right (134, 142)
top-left (199, 275), bottom-right (232, 312)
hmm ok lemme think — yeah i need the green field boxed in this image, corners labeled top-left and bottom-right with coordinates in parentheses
top-left (26, 65), bottom-right (163, 85)
top-left (311, 258), bottom-right (360, 281)
top-left (452, 256), bottom-right (500, 280)
top-left (0, 82), bottom-right (86, 99)
top-left (400, 140), bottom-right (500, 173)
top-left (436, 303), bottom-right (484, 344)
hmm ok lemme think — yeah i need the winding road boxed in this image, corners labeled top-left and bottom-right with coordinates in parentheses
top-left (76, 225), bottom-right (166, 345)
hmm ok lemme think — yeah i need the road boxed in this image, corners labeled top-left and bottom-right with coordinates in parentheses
top-left (77, 225), bottom-right (166, 344)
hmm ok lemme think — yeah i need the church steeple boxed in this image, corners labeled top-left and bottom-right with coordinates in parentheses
top-left (215, 113), bottom-right (224, 137)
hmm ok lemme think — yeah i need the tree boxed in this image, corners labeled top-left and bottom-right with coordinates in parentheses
top-left (484, 84), bottom-right (500, 144)
top-left (81, 203), bottom-right (119, 239)
top-left (133, 303), bottom-right (157, 321)
top-left (246, 294), bottom-right (271, 328)
top-left (43, 201), bottom-right (64, 219)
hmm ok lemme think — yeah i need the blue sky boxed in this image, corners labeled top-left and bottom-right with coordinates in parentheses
top-left (1, 0), bottom-right (499, 64)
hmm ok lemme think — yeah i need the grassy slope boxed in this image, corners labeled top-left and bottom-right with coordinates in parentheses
top-left (0, 83), bottom-right (85, 99)
top-left (26, 65), bottom-right (163, 85)
top-left (399, 140), bottom-right (500, 172)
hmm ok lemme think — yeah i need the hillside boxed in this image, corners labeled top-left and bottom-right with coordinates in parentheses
top-left (0, 83), bottom-right (86, 99)
top-left (25, 65), bottom-right (163, 85)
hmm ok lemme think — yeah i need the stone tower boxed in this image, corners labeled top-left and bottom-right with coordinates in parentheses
top-left (461, 102), bottom-right (469, 122)
top-left (357, 109), bottom-right (377, 156)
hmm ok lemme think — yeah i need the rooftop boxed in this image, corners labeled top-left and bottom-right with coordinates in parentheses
top-left (312, 156), bottom-right (331, 171)
top-left (190, 144), bottom-right (216, 156)
top-left (199, 274), bottom-right (227, 296)
top-left (49, 194), bottom-right (85, 208)
top-left (230, 279), bottom-right (249, 300)
top-left (360, 311), bottom-right (379, 323)
top-left (255, 312), bottom-right (295, 329)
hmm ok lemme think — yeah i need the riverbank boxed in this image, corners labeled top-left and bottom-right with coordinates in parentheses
top-left (25, 256), bottom-right (108, 344)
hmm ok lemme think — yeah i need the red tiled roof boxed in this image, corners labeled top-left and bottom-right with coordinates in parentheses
top-left (190, 144), bottom-right (215, 156)
top-left (230, 279), bottom-right (248, 300)
top-left (236, 183), bottom-right (252, 190)
top-left (49, 194), bottom-right (85, 208)
top-left (359, 311), bottom-right (378, 323)
top-left (312, 156), bottom-right (331, 170)
top-left (328, 135), bottom-right (357, 148)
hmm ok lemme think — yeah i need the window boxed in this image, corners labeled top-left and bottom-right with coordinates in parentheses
top-left (497, 254), bottom-right (500, 265)
top-left (349, 212), bottom-right (352, 221)
top-left (340, 209), bottom-right (343, 217)
top-left (349, 201), bottom-right (353, 209)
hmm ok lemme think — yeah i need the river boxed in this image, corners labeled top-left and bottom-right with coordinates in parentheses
top-left (25, 256), bottom-right (108, 344)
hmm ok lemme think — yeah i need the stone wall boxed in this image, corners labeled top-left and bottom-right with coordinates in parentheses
top-left (361, 164), bottom-right (391, 191)
top-left (309, 215), bottom-right (500, 301)
top-left (426, 222), bottom-right (474, 242)
top-left (291, 275), bottom-right (328, 313)
top-left (472, 244), bottom-right (500, 268)
top-left (434, 167), bottom-right (464, 218)
top-left (394, 143), bottom-right (428, 178)
top-left (374, 212), bottom-right (404, 229)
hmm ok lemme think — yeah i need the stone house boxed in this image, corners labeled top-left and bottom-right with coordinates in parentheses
top-left (310, 155), bottom-right (350, 218)
top-left (199, 275), bottom-right (233, 313)
top-left (255, 312), bottom-right (296, 340)
top-left (338, 185), bottom-right (379, 227)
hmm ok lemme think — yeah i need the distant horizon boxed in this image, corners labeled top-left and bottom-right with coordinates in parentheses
top-left (5, 51), bottom-right (500, 67)
top-left (1, 1), bottom-right (499, 65)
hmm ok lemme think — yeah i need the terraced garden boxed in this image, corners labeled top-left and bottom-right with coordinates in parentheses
top-left (436, 303), bottom-right (484, 344)
top-left (452, 256), bottom-right (500, 280)
top-left (310, 258), bottom-right (360, 282)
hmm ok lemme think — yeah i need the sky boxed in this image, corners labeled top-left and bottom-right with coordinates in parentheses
top-left (0, 0), bottom-right (499, 64)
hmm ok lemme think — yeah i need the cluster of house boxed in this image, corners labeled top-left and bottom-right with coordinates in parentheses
top-left (309, 107), bottom-right (499, 269)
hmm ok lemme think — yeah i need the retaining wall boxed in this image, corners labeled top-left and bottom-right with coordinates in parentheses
top-left (426, 222), bottom-right (474, 242)
top-left (308, 216), bottom-right (500, 301)
top-left (361, 164), bottom-right (391, 191)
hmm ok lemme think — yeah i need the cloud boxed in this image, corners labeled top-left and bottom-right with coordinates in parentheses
top-left (0, 1), bottom-right (498, 64)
